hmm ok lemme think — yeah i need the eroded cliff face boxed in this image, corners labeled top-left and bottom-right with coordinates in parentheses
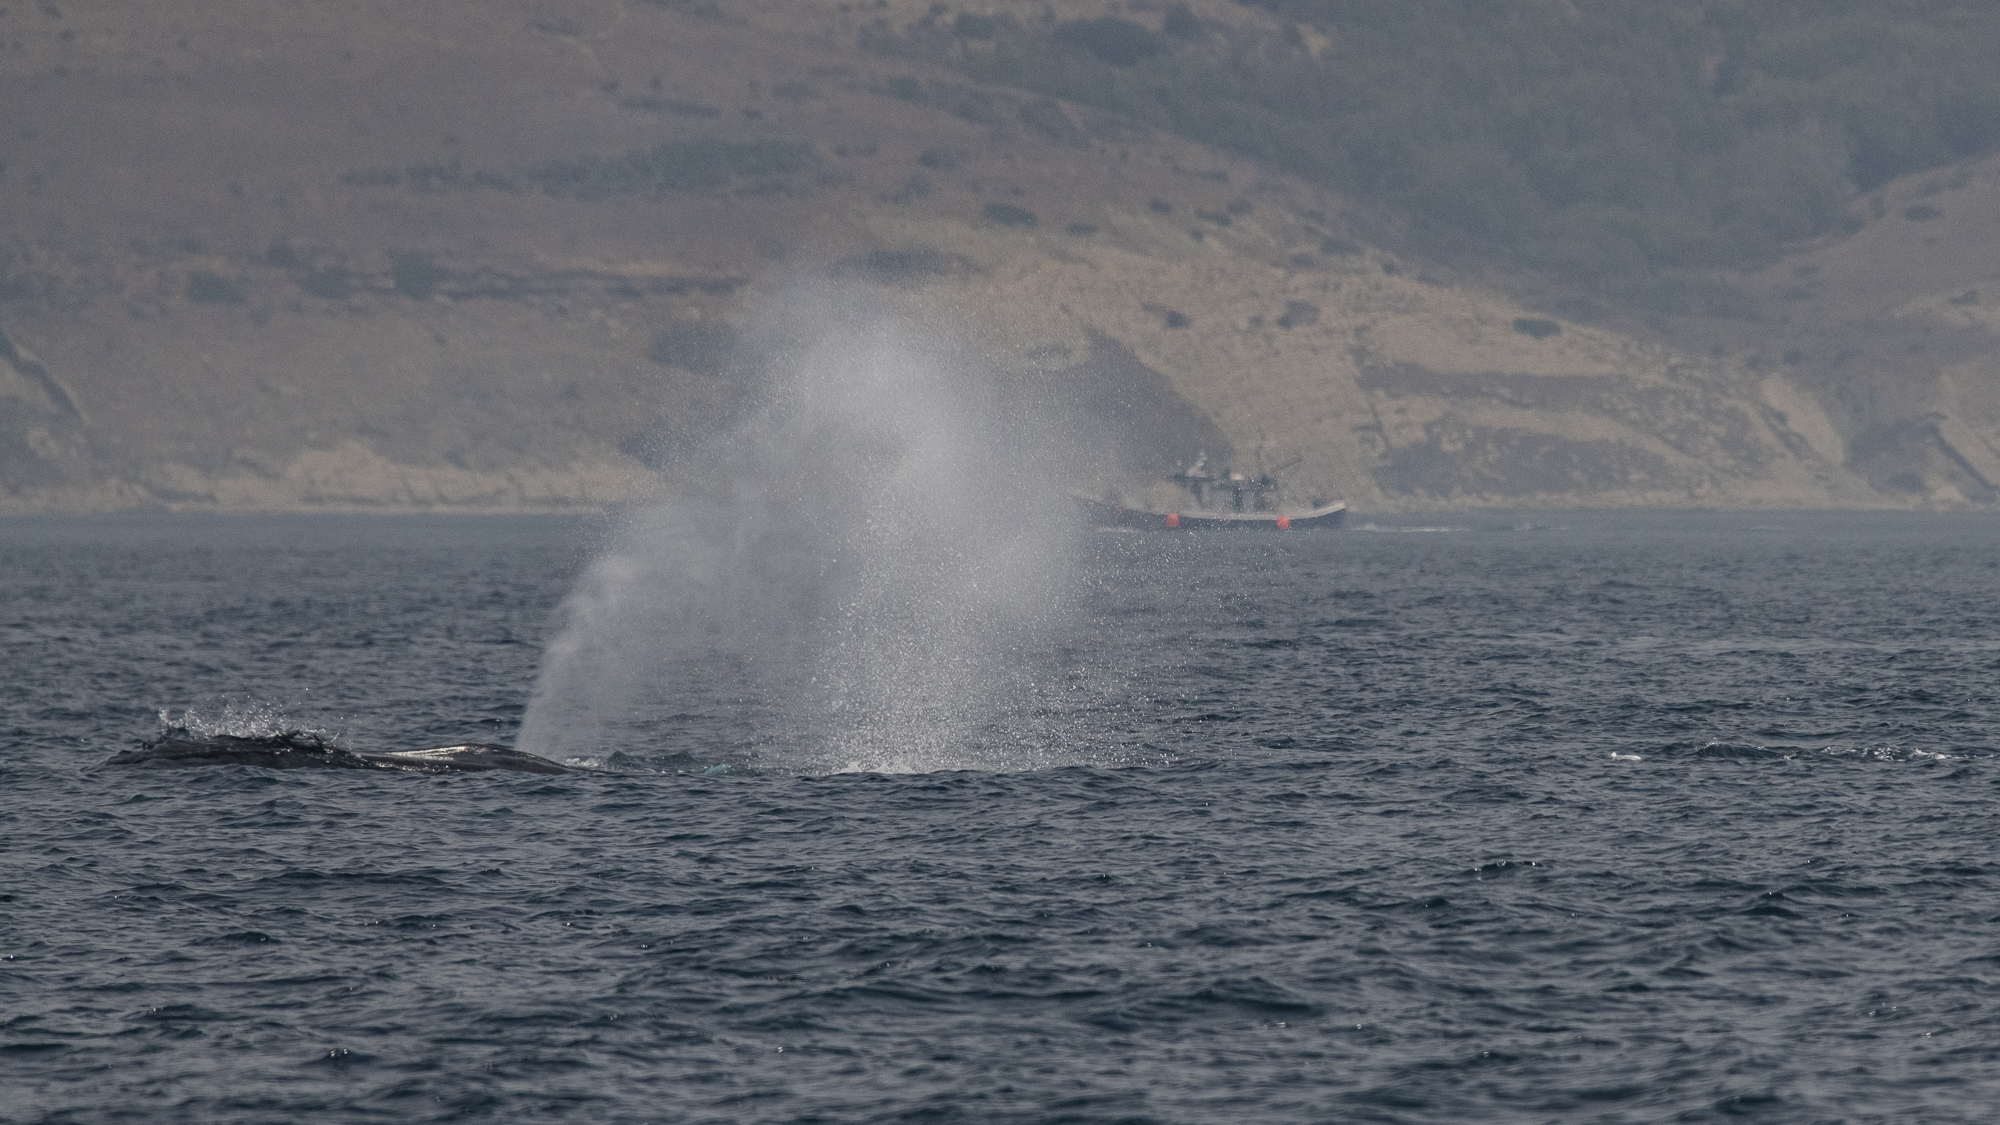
top-left (1685, 156), bottom-right (2000, 509)
top-left (0, 0), bottom-right (1986, 513)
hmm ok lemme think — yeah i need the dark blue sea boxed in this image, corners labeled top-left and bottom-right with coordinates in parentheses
top-left (5, 511), bottom-right (2000, 1123)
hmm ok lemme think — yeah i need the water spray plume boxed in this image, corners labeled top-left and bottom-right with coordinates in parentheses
top-left (518, 287), bottom-right (1096, 774)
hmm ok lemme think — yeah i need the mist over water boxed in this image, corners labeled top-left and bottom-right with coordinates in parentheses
top-left (518, 290), bottom-right (1095, 773)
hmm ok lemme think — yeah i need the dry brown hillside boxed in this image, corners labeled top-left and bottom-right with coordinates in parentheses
top-left (0, 0), bottom-right (1988, 512)
top-left (1666, 155), bottom-right (2000, 508)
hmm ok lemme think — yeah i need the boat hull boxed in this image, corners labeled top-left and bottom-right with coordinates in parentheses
top-left (1079, 498), bottom-right (1346, 530)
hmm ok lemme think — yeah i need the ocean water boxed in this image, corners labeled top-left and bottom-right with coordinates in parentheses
top-left (4, 511), bottom-right (1999, 1123)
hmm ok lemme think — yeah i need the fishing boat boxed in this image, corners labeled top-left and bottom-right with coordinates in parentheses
top-left (1081, 497), bottom-right (1348, 530)
top-left (1078, 455), bottom-right (1347, 530)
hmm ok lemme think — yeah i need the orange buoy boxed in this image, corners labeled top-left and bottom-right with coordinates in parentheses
top-left (1165, 513), bottom-right (1180, 528)
top-left (1276, 515), bottom-right (1291, 530)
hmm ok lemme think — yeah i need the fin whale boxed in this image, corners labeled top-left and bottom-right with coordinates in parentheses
top-left (102, 731), bottom-right (571, 775)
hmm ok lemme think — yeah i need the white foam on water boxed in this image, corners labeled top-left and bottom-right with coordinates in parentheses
top-left (1353, 522), bottom-right (1467, 533)
top-left (158, 702), bottom-right (344, 743)
top-left (1815, 744), bottom-right (1968, 763)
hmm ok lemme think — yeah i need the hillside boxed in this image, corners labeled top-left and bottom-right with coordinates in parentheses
top-left (0, 0), bottom-right (1994, 512)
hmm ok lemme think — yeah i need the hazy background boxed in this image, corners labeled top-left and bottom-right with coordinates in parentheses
top-left (5, 0), bottom-right (2000, 513)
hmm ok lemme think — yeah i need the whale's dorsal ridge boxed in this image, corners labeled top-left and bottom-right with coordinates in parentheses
top-left (104, 736), bottom-right (573, 775)
top-left (360, 744), bottom-right (572, 775)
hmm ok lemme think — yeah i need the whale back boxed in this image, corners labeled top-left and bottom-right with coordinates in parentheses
top-left (361, 745), bottom-right (571, 774)
top-left (103, 733), bottom-right (570, 775)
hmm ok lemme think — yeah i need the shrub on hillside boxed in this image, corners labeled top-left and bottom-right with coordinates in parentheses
top-left (618, 95), bottom-right (722, 117)
top-left (1277, 301), bottom-right (1320, 329)
top-left (186, 272), bottom-right (246, 305)
top-left (1020, 98), bottom-right (1087, 146)
top-left (984, 203), bottom-right (1037, 227)
top-left (1163, 4), bottom-right (1203, 41)
top-left (1052, 18), bottom-right (1166, 68)
top-left (649, 324), bottom-right (737, 373)
top-left (299, 268), bottom-right (351, 300)
top-left (389, 252), bottom-right (447, 299)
